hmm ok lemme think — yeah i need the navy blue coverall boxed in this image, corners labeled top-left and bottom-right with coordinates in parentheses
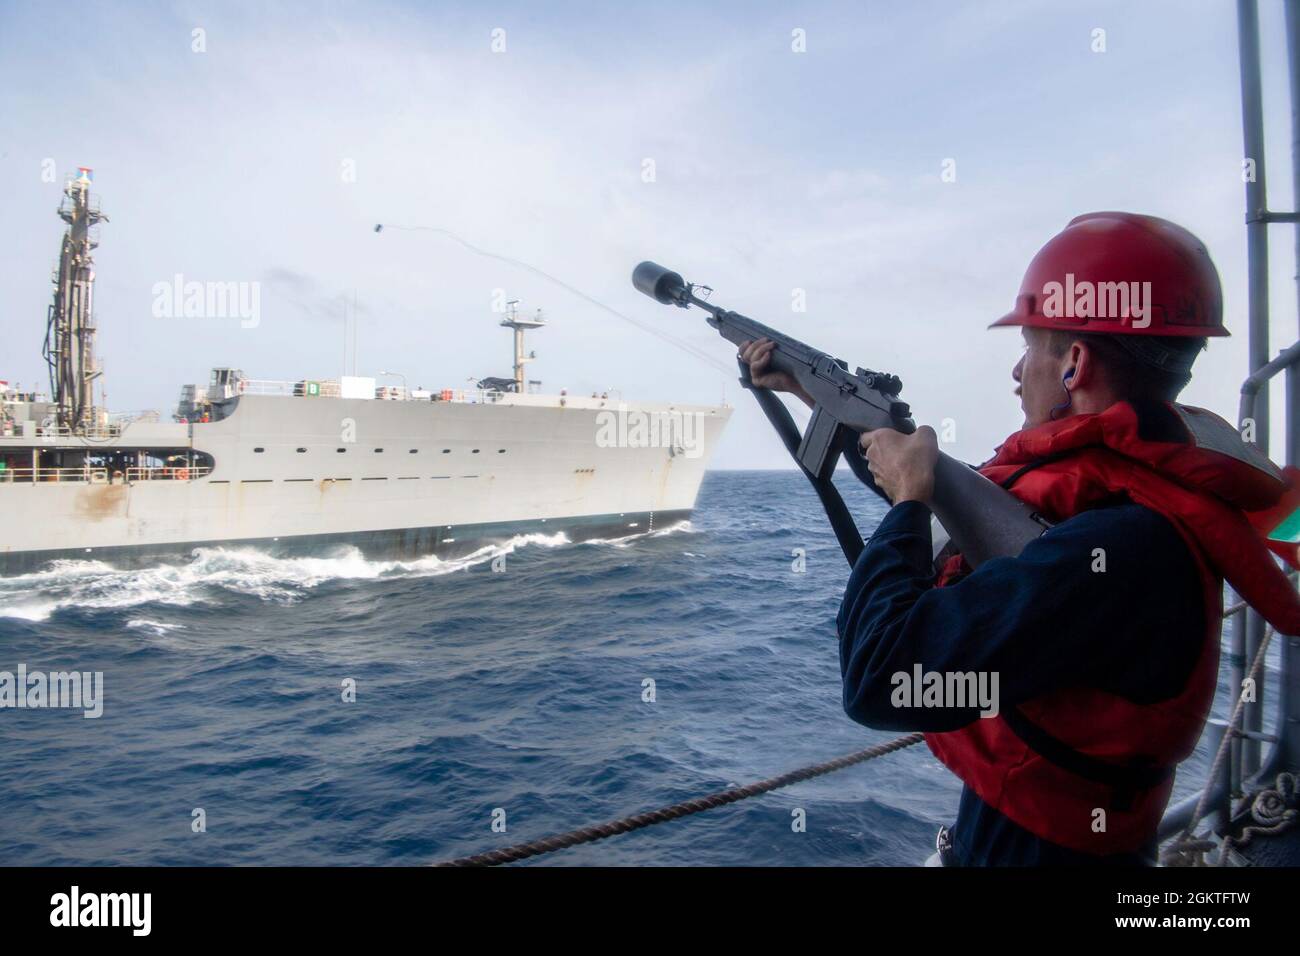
top-left (836, 499), bottom-right (1205, 866)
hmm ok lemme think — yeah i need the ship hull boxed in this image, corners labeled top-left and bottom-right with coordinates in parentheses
top-left (0, 393), bottom-right (729, 575)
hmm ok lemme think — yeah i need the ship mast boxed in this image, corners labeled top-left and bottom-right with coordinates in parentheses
top-left (43, 167), bottom-right (107, 433)
top-left (500, 298), bottom-right (545, 392)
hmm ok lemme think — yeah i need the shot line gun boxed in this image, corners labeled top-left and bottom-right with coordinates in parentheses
top-left (632, 261), bottom-right (1054, 569)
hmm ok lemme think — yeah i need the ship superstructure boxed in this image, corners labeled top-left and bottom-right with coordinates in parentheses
top-left (43, 167), bottom-right (106, 434)
top-left (0, 177), bottom-right (730, 574)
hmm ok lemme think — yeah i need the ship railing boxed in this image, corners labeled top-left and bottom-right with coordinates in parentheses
top-left (12, 423), bottom-right (125, 440)
top-left (0, 465), bottom-right (212, 484)
top-left (109, 410), bottom-right (161, 425)
top-left (202, 380), bottom-right (599, 405)
top-left (439, 388), bottom-right (513, 404)
top-left (124, 466), bottom-right (212, 483)
top-left (227, 379), bottom-right (443, 401)
top-left (0, 466), bottom-right (109, 483)
top-left (204, 380), bottom-right (553, 403)
top-left (226, 379), bottom-right (344, 398)
top-left (438, 389), bottom-right (621, 407)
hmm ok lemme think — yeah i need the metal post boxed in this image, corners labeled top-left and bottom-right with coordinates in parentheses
top-left (514, 325), bottom-right (526, 391)
top-left (1238, 0), bottom-right (1270, 776)
top-left (1205, 718), bottom-right (1235, 832)
top-left (1274, 0), bottom-right (1300, 780)
top-left (1229, 593), bottom-right (1246, 797)
top-left (1289, 0), bottom-right (1300, 381)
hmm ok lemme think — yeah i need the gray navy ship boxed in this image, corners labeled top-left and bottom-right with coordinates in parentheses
top-left (0, 170), bottom-right (731, 574)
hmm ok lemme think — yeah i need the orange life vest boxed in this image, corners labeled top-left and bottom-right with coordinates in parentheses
top-left (925, 400), bottom-right (1300, 855)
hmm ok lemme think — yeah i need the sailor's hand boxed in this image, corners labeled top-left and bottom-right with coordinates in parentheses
top-left (738, 339), bottom-right (814, 407)
top-left (859, 426), bottom-right (938, 505)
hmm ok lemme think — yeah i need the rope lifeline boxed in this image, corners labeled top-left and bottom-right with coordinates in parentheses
top-left (434, 732), bottom-right (924, 867)
top-left (1162, 611), bottom-right (1281, 866)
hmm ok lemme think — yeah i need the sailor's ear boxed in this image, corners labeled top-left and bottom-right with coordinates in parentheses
top-left (1066, 339), bottom-right (1095, 388)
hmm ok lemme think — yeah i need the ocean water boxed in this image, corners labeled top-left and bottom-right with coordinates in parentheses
top-left (0, 471), bottom-right (1247, 866)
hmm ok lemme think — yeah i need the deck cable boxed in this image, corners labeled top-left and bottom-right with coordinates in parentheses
top-left (433, 732), bottom-right (924, 866)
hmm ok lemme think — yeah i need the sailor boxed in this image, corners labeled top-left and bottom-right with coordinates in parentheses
top-left (742, 212), bottom-right (1300, 865)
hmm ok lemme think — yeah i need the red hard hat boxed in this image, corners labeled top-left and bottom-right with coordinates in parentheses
top-left (990, 212), bottom-right (1228, 337)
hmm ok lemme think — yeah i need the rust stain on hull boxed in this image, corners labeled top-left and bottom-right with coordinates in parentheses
top-left (74, 484), bottom-right (129, 521)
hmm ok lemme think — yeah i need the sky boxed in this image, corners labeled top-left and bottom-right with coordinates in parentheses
top-left (1, 0), bottom-right (1297, 468)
